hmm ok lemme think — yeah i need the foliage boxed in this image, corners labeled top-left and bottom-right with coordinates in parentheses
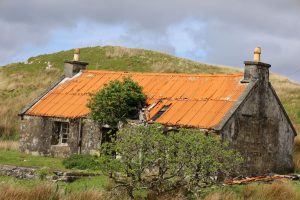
top-left (2, 175), bottom-right (300, 200)
top-left (62, 154), bottom-right (99, 170)
top-left (87, 77), bottom-right (146, 128)
top-left (98, 125), bottom-right (243, 198)
top-left (37, 168), bottom-right (50, 180)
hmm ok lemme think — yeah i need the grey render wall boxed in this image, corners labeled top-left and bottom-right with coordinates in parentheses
top-left (20, 116), bottom-right (102, 157)
top-left (221, 82), bottom-right (295, 175)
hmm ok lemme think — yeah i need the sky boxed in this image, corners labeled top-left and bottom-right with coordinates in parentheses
top-left (1, 0), bottom-right (300, 83)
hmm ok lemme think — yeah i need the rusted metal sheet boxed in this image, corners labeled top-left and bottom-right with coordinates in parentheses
top-left (26, 70), bottom-right (248, 128)
top-left (224, 175), bottom-right (300, 185)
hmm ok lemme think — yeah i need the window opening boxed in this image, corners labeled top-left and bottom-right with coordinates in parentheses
top-left (151, 105), bottom-right (170, 121)
top-left (51, 122), bottom-right (69, 145)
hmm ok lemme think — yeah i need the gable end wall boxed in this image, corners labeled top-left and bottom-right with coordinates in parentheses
top-left (221, 83), bottom-right (295, 175)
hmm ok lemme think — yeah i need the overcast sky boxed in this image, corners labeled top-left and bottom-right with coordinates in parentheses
top-left (1, 0), bottom-right (300, 82)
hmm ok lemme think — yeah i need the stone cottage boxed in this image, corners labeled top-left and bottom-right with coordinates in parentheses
top-left (19, 47), bottom-right (297, 175)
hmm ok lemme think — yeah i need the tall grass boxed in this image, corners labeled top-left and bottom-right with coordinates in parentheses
top-left (241, 181), bottom-right (300, 200)
top-left (0, 68), bottom-right (61, 139)
top-left (0, 182), bottom-right (129, 200)
top-left (294, 134), bottom-right (300, 171)
top-left (0, 141), bottom-right (19, 151)
top-left (203, 191), bottom-right (236, 200)
top-left (0, 183), bottom-right (59, 200)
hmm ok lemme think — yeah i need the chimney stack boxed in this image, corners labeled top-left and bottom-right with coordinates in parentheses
top-left (241, 47), bottom-right (271, 84)
top-left (64, 48), bottom-right (88, 78)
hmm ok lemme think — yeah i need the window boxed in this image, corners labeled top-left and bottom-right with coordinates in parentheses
top-left (151, 105), bottom-right (170, 121)
top-left (51, 122), bottom-right (69, 145)
top-left (101, 127), bottom-right (116, 143)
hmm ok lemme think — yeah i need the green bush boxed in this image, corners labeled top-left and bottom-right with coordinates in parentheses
top-left (37, 168), bottom-right (50, 180)
top-left (99, 125), bottom-right (243, 198)
top-left (87, 77), bottom-right (146, 128)
top-left (62, 154), bottom-right (99, 170)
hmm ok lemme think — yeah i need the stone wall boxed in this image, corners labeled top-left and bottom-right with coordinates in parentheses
top-left (0, 164), bottom-right (100, 182)
top-left (222, 82), bottom-right (295, 175)
top-left (20, 116), bottom-right (53, 156)
top-left (0, 165), bottom-right (37, 179)
top-left (81, 119), bottom-right (102, 154)
top-left (20, 116), bottom-right (80, 157)
top-left (20, 116), bottom-right (103, 157)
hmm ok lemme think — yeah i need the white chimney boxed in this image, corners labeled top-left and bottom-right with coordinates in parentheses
top-left (253, 47), bottom-right (261, 62)
top-left (73, 48), bottom-right (80, 61)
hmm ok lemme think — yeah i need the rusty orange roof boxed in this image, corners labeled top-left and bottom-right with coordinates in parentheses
top-left (25, 70), bottom-right (248, 129)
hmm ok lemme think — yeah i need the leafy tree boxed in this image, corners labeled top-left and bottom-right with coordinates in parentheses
top-left (99, 125), bottom-right (243, 198)
top-left (87, 77), bottom-right (146, 128)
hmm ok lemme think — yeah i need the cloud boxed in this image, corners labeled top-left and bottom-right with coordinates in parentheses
top-left (1, 0), bottom-right (300, 82)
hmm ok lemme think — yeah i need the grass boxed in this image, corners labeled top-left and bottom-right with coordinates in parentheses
top-left (294, 143), bottom-right (300, 172)
top-left (0, 175), bottom-right (107, 192)
top-left (2, 175), bottom-right (300, 200)
top-left (0, 141), bottom-right (18, 151)
top-left (0, 175), bottom-right (132, 200)
top-left (0, 176), bottom-right (110, 200)
top-left (0, 149), bottom-right (64, 170)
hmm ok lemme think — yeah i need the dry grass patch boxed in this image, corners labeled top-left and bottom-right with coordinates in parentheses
top-left (0, 183), bottom-right (59, 200)
top-left (0, 141), bottom-right (19, 151)
top-left (241, 181), bottom-right (300, 200)
top-left (202, 191), bottom-right (236, 200)
top-left (105, 46), bottom-right (145, 58)
top-left (64, 189), bottom-right (105, 200)
top-left (295, 134), bottom-right (300, 146)
top-left (0, 182), bottom-right (124, 200)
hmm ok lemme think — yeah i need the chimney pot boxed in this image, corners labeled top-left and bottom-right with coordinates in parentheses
top-left (73, 48), bottom-right (80, 61)
top-left (253, 47), bottom-right (261, 62)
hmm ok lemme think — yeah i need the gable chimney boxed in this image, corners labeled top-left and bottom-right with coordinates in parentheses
top-left (64, 48), bottom-right (88, 78)
top-left (242, 47), bottom-right (271, 84)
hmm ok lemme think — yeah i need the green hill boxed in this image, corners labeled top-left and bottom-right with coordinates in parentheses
top-left (0, 46), bottom-right (299, 139)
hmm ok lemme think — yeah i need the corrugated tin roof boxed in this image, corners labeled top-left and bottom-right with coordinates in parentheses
top-left (26, 70), bottom-right (248, 129)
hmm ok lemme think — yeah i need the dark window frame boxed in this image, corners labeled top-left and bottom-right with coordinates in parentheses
top-left (51, 121), bottom-right (70, 145)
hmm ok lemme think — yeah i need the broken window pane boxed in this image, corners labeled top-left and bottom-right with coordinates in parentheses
top-left (51, 121), bottom-right (69, 145)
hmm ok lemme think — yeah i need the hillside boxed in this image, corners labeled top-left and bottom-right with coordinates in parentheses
top-left (0, 46), bottom-right (299, 139)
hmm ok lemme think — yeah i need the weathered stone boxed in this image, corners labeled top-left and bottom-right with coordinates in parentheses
top-left (221, 75), bottom-right (294, 175)
top-left (0, 165), bottom-right (37, 179)
top-left (20, 117), bottom-right (103, 157)
top-left (0, 165), bottom-right (100, 183)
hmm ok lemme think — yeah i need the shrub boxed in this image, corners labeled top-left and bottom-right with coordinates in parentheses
top-left (99, 125), bottom-right (243, 198)
top-left (87, 77), bottom-right (146, 128)
top-left (62, 154), bottom-right (99, 170)
top-left (37, 168), bottom-right (50, 180)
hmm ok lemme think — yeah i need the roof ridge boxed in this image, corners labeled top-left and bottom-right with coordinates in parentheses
top-left (82, 70), bottom-right (243, 77)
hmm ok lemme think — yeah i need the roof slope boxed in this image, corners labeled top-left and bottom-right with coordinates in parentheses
top-left (25, 70), bottom-right (248, 129)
